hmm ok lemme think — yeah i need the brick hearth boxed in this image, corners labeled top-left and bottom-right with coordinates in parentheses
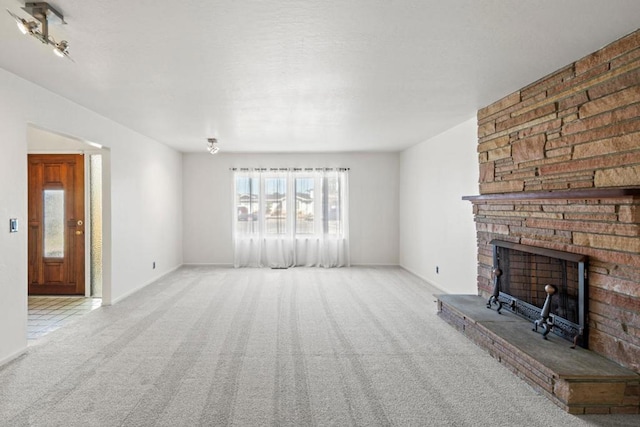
top-left (438, 295), bottom-right (639, 414)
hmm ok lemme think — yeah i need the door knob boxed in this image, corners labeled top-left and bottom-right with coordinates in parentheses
top-left (75, 230), bottom-right (84, 235)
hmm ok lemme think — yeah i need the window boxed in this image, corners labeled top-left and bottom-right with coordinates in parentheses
top-left (235, 176), bottom-right (259, 235)
top-left (322, 175), bottom-right (342, 235)
top-left (232, 168), bottom-right (349, 268)
top-left (295, 177), bottom-right (314, 234)
top-left (264, 176), bottom-right (287, 234)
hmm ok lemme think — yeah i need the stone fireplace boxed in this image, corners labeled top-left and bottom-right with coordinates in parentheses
top-left (439, 29), bottom-right (640, 414)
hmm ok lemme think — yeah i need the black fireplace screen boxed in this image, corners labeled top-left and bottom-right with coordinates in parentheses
top-left (491, 240), bottom-right (588, 348)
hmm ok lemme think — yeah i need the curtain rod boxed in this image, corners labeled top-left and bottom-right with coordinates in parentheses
top-left (229, 167), bottom-right (350, 171)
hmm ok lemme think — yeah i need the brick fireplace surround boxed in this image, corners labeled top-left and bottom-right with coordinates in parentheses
top-left (439, 29), bottom-right (640, 414)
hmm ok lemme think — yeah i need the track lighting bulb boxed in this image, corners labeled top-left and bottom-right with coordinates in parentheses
top-left (13, 15), bottom-right (37, 35)
top-left (16, 19), bottom-right (28, 34)
top-left (53, 40), bottom-right (69, 57)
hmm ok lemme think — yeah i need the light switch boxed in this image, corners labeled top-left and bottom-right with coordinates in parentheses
top-left (9, 218), bottom-right (18, 233)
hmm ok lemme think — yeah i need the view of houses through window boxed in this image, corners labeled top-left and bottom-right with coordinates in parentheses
top-left (234, 170), bottom-right (345, 237)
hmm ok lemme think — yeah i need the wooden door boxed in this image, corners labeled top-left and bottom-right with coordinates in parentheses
top-left (28, 154), bottom-right (85, 295)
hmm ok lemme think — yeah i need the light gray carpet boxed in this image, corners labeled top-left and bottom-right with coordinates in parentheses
top-left (0, 266), bottom-right (637, 426)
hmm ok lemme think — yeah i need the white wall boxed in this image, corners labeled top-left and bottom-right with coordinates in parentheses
top-left (0, 71), bottom-right (28, 366)
top-left (399, 117), bottom-right (478, 294)
top-left (183, 152), bottom-right (399, 266)
top-left (0, 67), bottom-right (183, 365)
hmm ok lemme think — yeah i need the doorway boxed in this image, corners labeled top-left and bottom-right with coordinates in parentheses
top-left (26, 125), bottom-right (110, 302)
top-left (25, 126), bottom-right (110, 341)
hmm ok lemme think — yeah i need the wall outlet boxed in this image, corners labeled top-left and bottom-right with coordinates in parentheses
top-left (152, 261), bottom-right (156, 269)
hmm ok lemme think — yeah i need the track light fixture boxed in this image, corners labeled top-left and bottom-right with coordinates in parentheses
top-left (6, 2), bottom-right (72, 60)
top-left (207, 138), bottom-right (220, 155)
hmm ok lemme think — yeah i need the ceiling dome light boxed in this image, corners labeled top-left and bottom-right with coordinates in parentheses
top-left (207, 138), bottom-right (220, 155)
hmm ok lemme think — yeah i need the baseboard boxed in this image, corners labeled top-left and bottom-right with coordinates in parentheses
top-left (109, 264), bottom-right (183, 305)
top-left (182, 263), bottom-right (234, 267)
top-left (349, 263), bottom-right (401, 267)
top-left (0, 346), bottom-right (26, 368)
top-left (185, 263), bottom-right (401, 268)
top-left (399, 265), bottom-right (448, 295)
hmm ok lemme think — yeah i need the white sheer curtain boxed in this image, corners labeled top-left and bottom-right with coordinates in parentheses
top-left (232, 168), bottom-right (349, 268)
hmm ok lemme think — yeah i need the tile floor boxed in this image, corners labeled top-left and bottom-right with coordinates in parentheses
top-left (28, 296), bottom-right (102, 342)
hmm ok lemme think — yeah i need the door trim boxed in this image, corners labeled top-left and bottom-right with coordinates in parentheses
top-left (28, 154), bottom-right (85, 295)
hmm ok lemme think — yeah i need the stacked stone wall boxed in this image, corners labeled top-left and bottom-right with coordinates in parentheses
top-left (472, 30), bottom-right (640, 371)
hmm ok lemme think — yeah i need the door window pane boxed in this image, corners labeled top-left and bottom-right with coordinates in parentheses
top-left (44, 189), bottom-right (64, 258)
top-left (296, 178), bottom-right (314, 234)
top-left (265, 177), bottom-right (286, 234)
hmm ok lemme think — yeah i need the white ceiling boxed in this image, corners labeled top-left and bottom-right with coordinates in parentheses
top-left (1, 0), bottom-right (639, 153)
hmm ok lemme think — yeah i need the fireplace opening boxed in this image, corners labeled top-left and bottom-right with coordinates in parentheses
top-left (490, 240), bottom-right (588, 348)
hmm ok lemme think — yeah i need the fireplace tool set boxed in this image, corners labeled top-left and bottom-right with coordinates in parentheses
top-left (487, 267), bottom-right (558, 340)
top-left (532, 284), bottom-right (557, 339)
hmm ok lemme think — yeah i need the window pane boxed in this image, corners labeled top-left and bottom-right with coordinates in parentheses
top-left (44, 189), bottom-right (64, 258)
top-left (323, 176), bottom-right (341, 235)
top-left (236, 176), bottom-right (259, 234)
top-left (265, 177), bottom-right (286, 234)
top-left (295, 178), bottom-right (314, 234)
